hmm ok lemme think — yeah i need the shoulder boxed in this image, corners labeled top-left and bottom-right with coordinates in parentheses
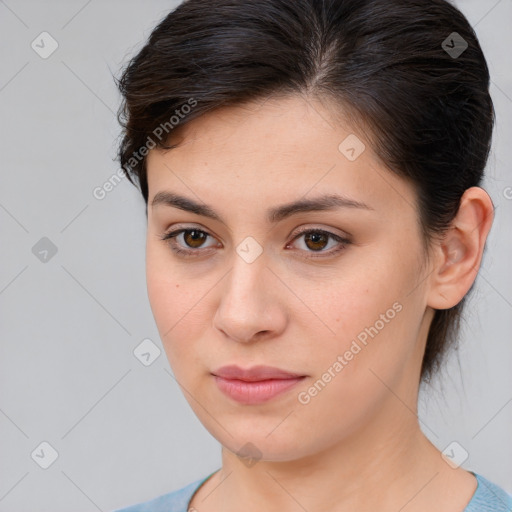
top-left (111, 470), bottom-right (512, 512)
top-left (111, 475), bottom-right (207, 512)
top-left (465, 472), bottom-right (512, 512)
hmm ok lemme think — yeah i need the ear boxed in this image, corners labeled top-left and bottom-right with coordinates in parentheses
top-left (427, 186), bottom-right (494, 310)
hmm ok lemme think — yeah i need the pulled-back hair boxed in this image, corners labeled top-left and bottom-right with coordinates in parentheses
top-left (115, 0), bottom-right (495, 382)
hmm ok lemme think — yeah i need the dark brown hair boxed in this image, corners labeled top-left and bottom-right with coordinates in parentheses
top-left (115, 0), bottom-right (495, 382)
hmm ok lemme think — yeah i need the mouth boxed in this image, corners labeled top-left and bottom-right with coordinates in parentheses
top-left (211, 365), bottom-right (307, 405)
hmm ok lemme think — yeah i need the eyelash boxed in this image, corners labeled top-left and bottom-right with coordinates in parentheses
top-left (159, 227), bottom-right (350, 259)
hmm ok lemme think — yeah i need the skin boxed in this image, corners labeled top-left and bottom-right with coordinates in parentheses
top-left (145, 94), bottom-right (494, 512)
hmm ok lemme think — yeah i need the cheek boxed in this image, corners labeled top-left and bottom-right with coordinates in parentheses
top-left (291, 280), bottom-right (420, 436)
top-left (295, 263), bottom-right (398, 335)
top-left (145, 241), bottom-right (216, 372)
top-left (301, 247), bottom-right (423, 379)
top-left (146, 243), bottom-right (190, 350)
top-left (146, 235), bottom-right (195, 320)
top-left (146, 272), bottom-right (203, 378)
top-left (146, 246), bottom-right (176, 326)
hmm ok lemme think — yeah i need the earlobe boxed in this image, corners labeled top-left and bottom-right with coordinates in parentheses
top-left (427, 187), bottom-right (494, 310)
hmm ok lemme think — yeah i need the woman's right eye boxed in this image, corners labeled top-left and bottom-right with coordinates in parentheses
top-left (160, 228), bottom-right (219, 257)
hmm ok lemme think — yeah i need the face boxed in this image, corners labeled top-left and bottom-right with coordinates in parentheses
top-left (145, 95), bottom-right (432, 462)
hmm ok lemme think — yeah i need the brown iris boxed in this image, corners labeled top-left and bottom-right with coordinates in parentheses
top-left (183, 230), bottom-right (208, 248)
top-left (303, 232), bottom-right (328, 251)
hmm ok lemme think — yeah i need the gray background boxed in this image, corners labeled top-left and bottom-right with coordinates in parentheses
top-left (0, 1), bottom-right (511, 511)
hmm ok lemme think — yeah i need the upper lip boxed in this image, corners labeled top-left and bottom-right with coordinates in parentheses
top-left (212, 365), bottom-right (305, 382)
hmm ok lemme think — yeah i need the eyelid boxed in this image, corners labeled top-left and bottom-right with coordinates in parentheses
top-left (290, 224), bottom-right (351, 241)
top-left (161, 222), bottom-right (350, 240)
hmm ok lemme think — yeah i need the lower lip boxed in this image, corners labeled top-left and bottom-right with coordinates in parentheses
top-left (213, 375), bottom-right (305, 405)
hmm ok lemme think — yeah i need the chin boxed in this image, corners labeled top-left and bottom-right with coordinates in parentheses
top-left (204, 416), bottom-right (313, 461)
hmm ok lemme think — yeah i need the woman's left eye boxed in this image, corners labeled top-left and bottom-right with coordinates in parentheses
top-left (287, 229), bottom-right (350, 258)
top-left (160, 227), bottom-right (350, 259)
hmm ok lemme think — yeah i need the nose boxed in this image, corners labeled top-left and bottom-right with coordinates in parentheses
top-left (213, 251), bottom-right (287, 344)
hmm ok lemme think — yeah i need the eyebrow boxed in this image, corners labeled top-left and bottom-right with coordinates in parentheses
top-left (151, 191), bottom-right (373, 224)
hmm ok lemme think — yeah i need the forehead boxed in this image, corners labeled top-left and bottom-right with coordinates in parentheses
top-left (151, 95), bottom-right (356, 164)
top-left (145, 95), bottom-right (416, 220)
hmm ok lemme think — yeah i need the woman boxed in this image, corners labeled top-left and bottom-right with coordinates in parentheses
top-left (112, 0), bottom-right (512, 510)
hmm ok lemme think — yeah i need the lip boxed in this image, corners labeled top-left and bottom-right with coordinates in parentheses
top-left (212, 365), bottom-right (306, 405)
top-left (212, 364), bottom-right (305, 381)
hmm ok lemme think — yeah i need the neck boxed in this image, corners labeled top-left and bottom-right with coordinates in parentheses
top-left (207, 401), bottom-right (447, 512)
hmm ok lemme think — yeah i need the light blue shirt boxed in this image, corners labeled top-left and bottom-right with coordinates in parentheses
top-left (113, 471), bottom-right (512, 512)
